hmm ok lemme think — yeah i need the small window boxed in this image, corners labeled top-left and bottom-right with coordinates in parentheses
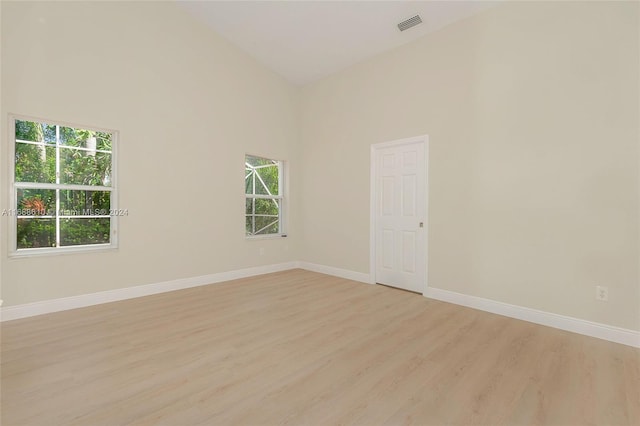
top-left (9, 116), bottom-right (118, 255)
top-left (245, 154), bottom-right (284, 237)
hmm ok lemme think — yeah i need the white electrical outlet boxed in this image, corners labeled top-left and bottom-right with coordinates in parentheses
top-left (259, 247), bottom-right (265, 256)
top-left (596, 285), bottom-right (608, 301)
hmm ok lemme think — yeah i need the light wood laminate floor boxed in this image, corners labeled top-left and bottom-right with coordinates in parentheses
top-left (2, 269), bottom-right (639, 425)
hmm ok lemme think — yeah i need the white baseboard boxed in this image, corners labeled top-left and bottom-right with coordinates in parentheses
top-left (424, 287), bottom-right (640, 348)
top-left (0, 262), bottom-right (298, 322)
top-left (298, 261), bottom-right (372, 284)
top-left (3, 261), bottom-right (638, 348)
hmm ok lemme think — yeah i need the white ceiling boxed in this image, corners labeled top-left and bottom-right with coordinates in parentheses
top-left (179, 1), bottom-right (499, 86)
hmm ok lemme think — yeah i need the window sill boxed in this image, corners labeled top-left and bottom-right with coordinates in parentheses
top-left (245, 234), bottom-right (287, 241)
top-left (9, 244), bottom-right (118, 259)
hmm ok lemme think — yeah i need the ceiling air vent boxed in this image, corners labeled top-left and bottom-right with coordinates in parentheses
top-left (397, 15), bottom-right (423, 32)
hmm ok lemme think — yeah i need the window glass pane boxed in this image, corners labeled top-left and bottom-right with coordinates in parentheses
top-left (246, 216), bottom-right (281, 236)
top-left (245, 169), bottom-right (253, 194)
top-left (246, 216), bottom-right (253, 235)
top-left (15, 120), bottom-right (56, 144)
top-left (56, 125), bottom-right (112, 151)
top-left (59, 126), bottom-right (78, 146)
top-left (60, 218), bottom-right (111, 246)
top-left (59, 126), bottom-right (91, 148)
top-left (94, 132), bottom-right (113, 152)
top-left (246, 155), bottom-right (276, 168)
top-left (15, 143), bottom-right (56, 183)
top-left (254, 216), bottom-right (279, 235)
top-left (59, 148), bottom-right (112, 186)
top-left (246, 197), bottom-right (281, 236)
top-left (60, 190), bottom-right (110, 215)
top-left (254, 165), bottom-right (279, 195)
top-left (17, 218), bottom-right (55, 249)
top-left (255, 198), bottom-right (279, 215)
top-left (17, 189), bottom-right (56, 216)
top-left (245, 155), bottom-right (279, 196)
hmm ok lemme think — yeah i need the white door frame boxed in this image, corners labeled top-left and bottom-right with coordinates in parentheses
top-left (369, 135), bottom-right (429, 293)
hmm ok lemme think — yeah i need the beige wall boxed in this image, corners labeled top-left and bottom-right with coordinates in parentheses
top-left (0, 1), bottom-right (300, 305)
top-left (300, 1), bottom-right (640, 330)
top-left (2, 1), bottom-right (638, 332)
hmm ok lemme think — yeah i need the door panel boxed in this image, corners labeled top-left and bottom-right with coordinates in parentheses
top-left (382, 176), bottom-right (394, 216)
top-left (375, 141), bottom-right (426, 293)
top-left (382, 229), bottom-right (394, 269)
top-left (402, 175), bottom-right (416, 216)
top-left (402, 231), bottom-right (416, 273)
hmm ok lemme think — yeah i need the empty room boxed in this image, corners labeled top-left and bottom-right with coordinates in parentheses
top-left (1, 1), bottom-right (638, 425)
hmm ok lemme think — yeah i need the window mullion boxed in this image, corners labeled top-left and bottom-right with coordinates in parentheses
top-left (249, 194), bottom-right (282, 200)
top-left (15, 182), bottom-right (113, 192)
top-left (55, 124), bottom-right (61, 248)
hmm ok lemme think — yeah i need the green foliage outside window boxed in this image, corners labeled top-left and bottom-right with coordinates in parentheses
top-left (245, 155), bottom-right (282, 236)
top-left (14, 119), bottom-right (114, 250)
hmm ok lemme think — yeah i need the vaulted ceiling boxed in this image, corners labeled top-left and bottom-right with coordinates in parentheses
top-left (179, 1), bottom-right (500, 85)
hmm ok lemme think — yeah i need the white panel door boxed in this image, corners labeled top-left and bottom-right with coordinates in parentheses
top-left (375, 141), bottom-right (426, 293)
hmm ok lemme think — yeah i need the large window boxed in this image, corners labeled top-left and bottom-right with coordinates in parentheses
top-left (9, 116), bottom-right (118, 254)
top-left (245, 154), bottom-right (284, 237)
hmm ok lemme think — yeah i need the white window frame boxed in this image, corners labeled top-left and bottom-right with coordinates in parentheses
top-left (8, 114), bottom-right (119, 257)
top-left (245, 154), bottom-right (286, 239)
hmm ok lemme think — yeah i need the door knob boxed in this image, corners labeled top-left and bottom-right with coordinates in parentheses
top-left (419, 222), bottom-right (424, 228)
